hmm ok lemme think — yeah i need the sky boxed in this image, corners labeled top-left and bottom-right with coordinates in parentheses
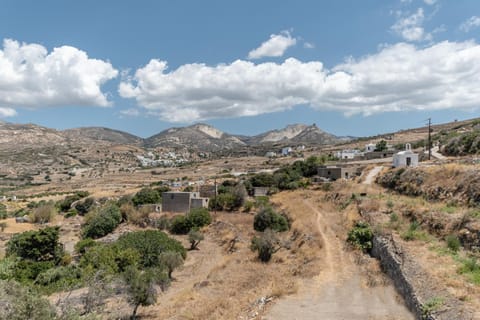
top-left (0, 0), bottom-right (479, 138)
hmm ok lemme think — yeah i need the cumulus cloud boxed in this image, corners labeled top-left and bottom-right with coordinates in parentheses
top-left (460, 16), bottom-right (480, 32)
top-left (0, 39), bottom-right (118, 109)
top-left (391, 8), bottom-right (432, 42)
top-left (119, 41), bottom-right (480, 122)
top-left (247, 31), bottom-right (297, 59)
top-left (0, 107), bottom-right (17, 117)
top-left (423, 0), bottom-right (437, 5)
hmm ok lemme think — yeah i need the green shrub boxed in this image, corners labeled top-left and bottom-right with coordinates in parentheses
top-left (0, 203), bottom-right (7, 219)
top-left (6, 227), bottom-right (63, 262)
top-left (253, 207), bottom-right (289, 232)
top-left (132, 188), bottom-right (161, 206)
top-left (82, 203), bottom-right (122, 239)
top-left (187, 207), bottom-right (211, 228)
top-left (74, 197), bottom-right (95, 215)
top-left (116, 230), bottom-right (186, 268)
top-left (458, 257), bottom-right (480, 284)
top-left (347, 221), bottom-right (373, 252)
top-left (13, 260), bottom-right (55, 282)
top-left (80, 244), bottom-right (139, 275)
top-left (56, 191), bottom-right (89, 212)
top-left (169, 208), bottom-right (212, 235)
top-left (74, 238), bottom-right (97, 255)
top-left (0, 257), bottom-right (16, 280)
top-left (34, 265), bottom-right (82, 292)
top-left (446, 234), bottom-right (461, 252)
top-left (0, 279), bottom-right (56, 320)
top-left (169, 215), bottom-right (192, 235)
top-left (251, 229), bottom-right (280, 262)
top-left (64, 209), bottom-right (77, 218)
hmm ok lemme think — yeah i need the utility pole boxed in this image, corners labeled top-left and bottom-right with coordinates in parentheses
top-left (427, 118), bottom-right (432, 160)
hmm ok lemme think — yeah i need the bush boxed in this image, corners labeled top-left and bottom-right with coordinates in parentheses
top-left (0, 203), bottom-right (7, 219)
top-left (6, 227), bottom-right (63, 262)
top-left (169, 215), bottom-right (192, 235)
top-left (251, 229), bottom-right (280, 262)
top-left (116, 230), bottom-right (186, 268)
top-left (187, 207), bottom-right (212, 228)
top-left (74, 238), bottom-right (98, 255)
top-left (34, 265), bottom-right (82, 291)
top-left (56, 191), bottom-right (89, 212)
top-left (82, 203), bottom-right (122, 239)
top-left (0, 279), bottom-right (56, 320)
top-left (80, 244), bottom-right (140, 275)
top-left (132, 188), bottom-right (161, 206)
top-left (30, 202), bottom-right (56, 224)
top-left (74, 197), bottom-right (95, 215)
top-left (446, 234), bottom-right (461, 252)
top-left (347, 221), bottom-right (373, 252)
top-left (253, 207), bottom-right (289, 232)
top-left (169, 208), bottom-right (212, 235)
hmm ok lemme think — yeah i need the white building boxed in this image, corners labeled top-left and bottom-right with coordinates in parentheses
top-left (265, 151), bottom-right (276, 158)
top-left (281, 147), bottom-right (293, 156)
top-left (393, 144), bottom-right (419, 168)
top-left (365, 143), bottom-right (376, 153)
top-left (335, 149), bottom-right (361, 160)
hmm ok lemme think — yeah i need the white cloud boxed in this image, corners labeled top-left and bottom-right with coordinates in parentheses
top-left (304, 42), bottom-right (315, 49)
top-left (120, 108), bottom-right (140, 117)
top-left (423, 0), bottom-right (437, 5)
top-left (460, 16), bottom-right (480, 32)
top-left (247, 31), bottom-right (297, 59)
top-left (120, 41), bottom-right (480, 122)
top-left (391, 8), bottom-right (432, 42)
top-left (0, 39), bottom-right (118, 109)
top-left (0, 107), bottom-right (17, 117)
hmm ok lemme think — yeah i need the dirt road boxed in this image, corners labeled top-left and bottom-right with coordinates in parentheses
top-left (263, 197), bottom-right (413, 320)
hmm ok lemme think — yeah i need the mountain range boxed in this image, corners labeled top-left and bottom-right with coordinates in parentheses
top-left (0, 122), bottom-right (344, 152)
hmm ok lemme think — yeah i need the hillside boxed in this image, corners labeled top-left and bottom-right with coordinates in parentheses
top-left (144, 123), bottom-right (246, 151)
top-left (62, 127), bottom-right (143, 146)
top-left (245, 124), bottom-right (341, 146)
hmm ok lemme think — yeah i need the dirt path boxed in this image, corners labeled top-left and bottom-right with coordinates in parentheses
top-left (363, 166), bottom-right (384, 185)
top-left (263, 198), bottom-right (414, 320)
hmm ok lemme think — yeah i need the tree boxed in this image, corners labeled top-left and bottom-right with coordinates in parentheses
top-left (132, 188), bottom-right (161, 207)
top-left (6, 226), bottom-right (63, 262)
top-left (158, 251), bottom-right (184, 279)
top-left (188, 230), bottom-right (204, 250)
top-left (250, 229), bottom-right (281, 262)
top-left (123, 267), bottom-right (157, 320)
top-left (375, 139), bottom-right (388, 152)
top-left (82, 203), bottom-right (122, 239)
top-left (116, 230), bottom-right (186, 267)
top-left (253, 207), bottom-right (289, 232)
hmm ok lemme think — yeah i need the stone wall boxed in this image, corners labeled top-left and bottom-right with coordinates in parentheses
top-left (371, 236), bottom-right (436, 320)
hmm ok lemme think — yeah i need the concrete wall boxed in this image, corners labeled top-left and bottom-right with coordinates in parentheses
top-left (162, 192), bottom-right (191, 213)
top-left (191, 197), bottom-right (209, 209)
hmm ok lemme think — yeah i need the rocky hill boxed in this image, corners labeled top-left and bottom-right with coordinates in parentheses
top-left (144, 123), bottom-right (246, 151)
top-left (244, 123), bottom-right (341, 146)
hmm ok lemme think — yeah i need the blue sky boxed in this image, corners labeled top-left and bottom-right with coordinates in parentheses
top-left (0, 0), bottom-right (479, 137)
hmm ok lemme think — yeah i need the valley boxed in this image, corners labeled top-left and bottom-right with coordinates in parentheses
top-left (1, 118), bottom-right (480, 319)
